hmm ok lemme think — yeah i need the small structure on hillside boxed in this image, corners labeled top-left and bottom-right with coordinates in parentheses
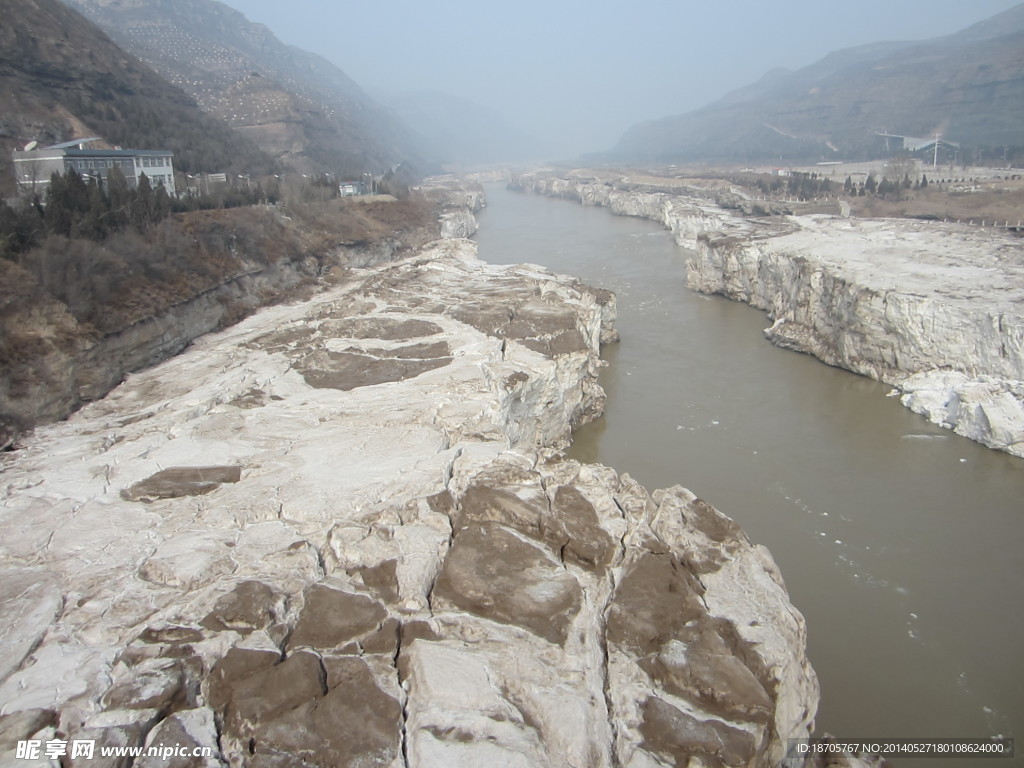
top-left (12, 138), bottom-right (176, 195)
top-left (876, 132), bottom-right (960, 164)
top-left (339, 180), bottom-right (367, 196)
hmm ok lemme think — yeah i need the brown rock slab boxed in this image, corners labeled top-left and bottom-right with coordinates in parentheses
top-left (371, 340), bottom-right (452, 360)
top-left (295, 344), bottom-right (452, 390)
top-left (350, 559), bottom-right (400, 604)
top-left (200, 581), bottom-right (282, 633)
top-left (223, 651), bottom-right (326, 731)
top-left (136, 626), bottom-right (206, 646)
top-left (448, 304), bottom-right (513, 337)
top-left (246, 658), bottom-right (401, 768)
top-left (211, 650), bottom-right (401, 766)
top-left (639, 618), bottom-right (773, 724)
top-left (425, 489), bottom-right (455, 516)
top-left (121, 466), bottom-right (242, 502)
top-left (606, 553), bottom-right (706, 654)
top-left (247, 326), bottom-right (315, 353)
top-left (432, 521), bottom-right (582, 645)
top-left (101, 661), bottom-right (188, 712)
top-left (640, 696), bottom-right (758, 768)
top-left (505, 302), bottom-right (588, 357)
top-left (519, 329), bottom-right (588, 357)
top-left (456, 480), bottom-right (615, 573)
top-left (686, 497), bottom-right (747, 545)
top-left (360, 617), bottom-right (400, 656)
top-left (552, 484), bottom-right (616, 572)
top-left (228, 388), bottom-right (270, 410)
top-left (456, 484), bottom-right (547, 541)
top-left (318, 316), bottom-right (443, 340)
top-left (205, 647), bottom-right (280, 712)
top-left (448, 291), bottom-right (592, 359)
top-left (287, 583), bottom-right (387, 651)
top-left (506, 307), bottom-right (578, 338)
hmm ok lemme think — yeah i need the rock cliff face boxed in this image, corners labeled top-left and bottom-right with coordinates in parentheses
top-left (0, 238), bottom-right (817, 767)
top-left (417, 177), bottom-right (486, 240)
top-left (512, 172), bottom-right (1024, 457)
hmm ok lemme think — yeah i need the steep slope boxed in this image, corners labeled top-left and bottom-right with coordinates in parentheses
top-left (607, 5), bottom-right (1024, 164)
top-left (0, 0), bottom-right (276, 194)
top-left (61, 0), bottom-right (423, 173)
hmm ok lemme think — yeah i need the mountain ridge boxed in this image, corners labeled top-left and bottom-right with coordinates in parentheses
top-left (0, 0), bottom-right (277, 195)
top-left (605, 4), bottom-right (1024, 164)
top-left (60, 0), bottom-right (424, 173)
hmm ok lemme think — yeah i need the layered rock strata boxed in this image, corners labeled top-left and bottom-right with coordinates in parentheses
top-left (512, 171), bottom-right (1024, 457)
top-left (0, 239), bottom-right (817, 767)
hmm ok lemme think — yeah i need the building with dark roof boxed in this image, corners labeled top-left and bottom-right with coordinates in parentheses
top-left (12, 138), bottom-right (176, 195)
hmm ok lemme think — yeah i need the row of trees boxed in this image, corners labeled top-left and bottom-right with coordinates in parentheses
top-left (750, 172), bottom-right (836, 200)
top-left (842, 173), bottom-right (929, 199)
top-left (0, 168), bottom-right (289, 261)
top-left (742, 169), bottom-right (938, 202)
top-left (1, 167), bottom-right (173, 259)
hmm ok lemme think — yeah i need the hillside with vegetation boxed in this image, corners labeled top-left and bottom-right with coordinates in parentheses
top-left (61, 0), bottom-right (424, 175)
top-left (0, 0), bottom-right (278, 196)
top-left (0, 172), bottom-right (440, 435)
top-left (604, 5), bottom-right (1024, 165)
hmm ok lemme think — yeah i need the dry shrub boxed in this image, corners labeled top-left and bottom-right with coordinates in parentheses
top-left (850, 183), bottom-right (1024, 222)
top-left (3, 195), bottom-right (441, 347)
top-left (288, 196), bottom-right (436, 252)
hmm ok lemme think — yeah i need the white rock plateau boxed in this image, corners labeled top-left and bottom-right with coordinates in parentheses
top-left (0, 239), bottom-right (817, 767)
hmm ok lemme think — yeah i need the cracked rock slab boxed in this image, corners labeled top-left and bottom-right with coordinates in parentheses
top-left (432, 521), bottom-right (582, 646)
top-left (0, 569), bottom-right (63, 685)
top-left (286, 582), bottom-right (387, 651)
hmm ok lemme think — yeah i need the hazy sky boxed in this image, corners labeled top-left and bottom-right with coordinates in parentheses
top-left (221, 0), bottom-right (1021, 156)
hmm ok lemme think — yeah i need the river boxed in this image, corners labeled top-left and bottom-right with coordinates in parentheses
top-left (474, 183), bottom-right (1023, 764)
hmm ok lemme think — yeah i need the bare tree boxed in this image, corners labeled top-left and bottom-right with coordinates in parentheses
top-left (885, 153), bottom-right (917, 184)
top-left (882, 153), bottom-right (917, 201)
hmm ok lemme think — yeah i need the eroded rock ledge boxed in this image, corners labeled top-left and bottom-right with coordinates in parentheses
top-left (0, 239), bottom-right (816, 767)
top-left (512, 170), bottom-right (1024, 457)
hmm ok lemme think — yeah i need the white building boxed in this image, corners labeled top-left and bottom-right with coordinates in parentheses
top-left (12, 138), bottom-right (176, 195)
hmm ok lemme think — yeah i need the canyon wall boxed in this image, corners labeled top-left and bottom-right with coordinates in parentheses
top-left (512, 172), bottom-right (1024, 457)
top-left (0, 238), bottom-right (818, 767)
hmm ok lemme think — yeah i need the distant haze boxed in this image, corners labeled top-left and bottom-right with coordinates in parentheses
top-left (221, 0), bottom-right (1022, 159)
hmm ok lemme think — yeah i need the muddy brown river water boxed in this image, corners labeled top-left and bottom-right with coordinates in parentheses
top-left (475, 183), bottom-right (1023, 765)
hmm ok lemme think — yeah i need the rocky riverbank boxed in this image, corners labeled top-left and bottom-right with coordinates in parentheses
top-left (512, 170), bottom-right (1024, 458)
top-left (0, 184), bottom-right (484, 435)
top-left (0, 233), bottom-right (819, 767)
